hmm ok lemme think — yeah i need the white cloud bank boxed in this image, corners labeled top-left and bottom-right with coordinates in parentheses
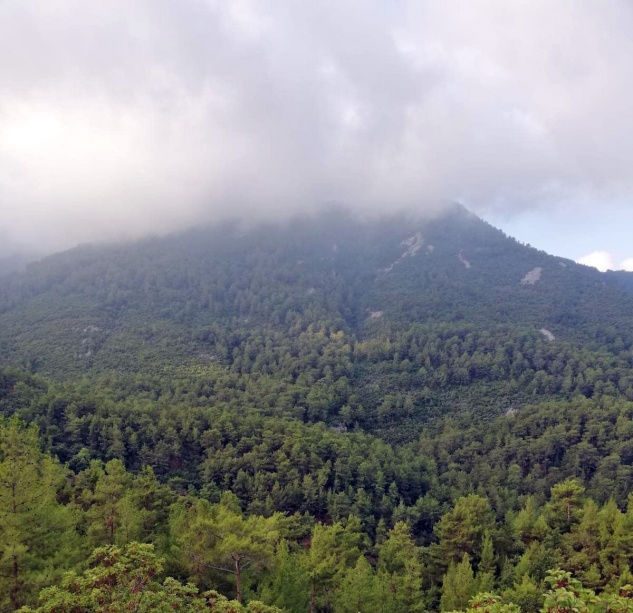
top-left (2, 0), bottom-right (633, 254)
top-left (577, 252), bottom-right (633, 272)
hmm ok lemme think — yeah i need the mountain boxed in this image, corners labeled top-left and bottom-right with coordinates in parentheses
top-left (4, 205), bottom-right (633, 610)
top-left (605, 269), bottom-right (633, 294)
top-left (1, 205), bottom-right (632, 442)
top-left (0, 250), bottom-right (40, 275)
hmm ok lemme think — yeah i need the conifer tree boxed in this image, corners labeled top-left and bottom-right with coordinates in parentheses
top-left (377, 521), bottom-right (425, 612)
top-left (306, 517), bottom-right (367, 613)
top-left (85, 458), bottom-right (139, 547)
top-left (21, 543), bottom-right (284, 613)
top-left (547, 479), bottom-right (585, 532)
top-left (334, 555), bottom-right (377, 613)
top-left (0, 418), bottom-right (81, 611)
top-left (441, 554), bottom-right (475, 612)
top-left (260, 540), bottom-right (310, 613)
top-left (434, 495), bottom-right (494, 566)
top-left (476, 531), bottom-right (496, 593)
top-left (172, 492), bottom-right (282, 603)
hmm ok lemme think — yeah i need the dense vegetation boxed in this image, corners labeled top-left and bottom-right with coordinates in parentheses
top-left (5, 410), bottom-right (633, 612)
top-left (3, 208), bottom-right (633, 611)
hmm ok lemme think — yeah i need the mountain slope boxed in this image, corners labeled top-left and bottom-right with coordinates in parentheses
top-left (1, 206), bottom-right (632, 441)
top-left (605, 269), bottom-right (633, 294)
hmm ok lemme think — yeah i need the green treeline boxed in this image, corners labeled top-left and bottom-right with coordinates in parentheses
top-left (5, 373), bottom-right (633, 611)
top-left (4, 414), bottom-right (633, 612)
top-left (4, 365), bottom-right (633, 530)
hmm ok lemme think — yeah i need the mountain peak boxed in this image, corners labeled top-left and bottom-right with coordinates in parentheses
top-left (1, 209), bottom-right (632, 383)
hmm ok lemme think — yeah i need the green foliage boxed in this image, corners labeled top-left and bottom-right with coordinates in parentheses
top-left (376, 522), bottom-right (426, 612)
top-left (3, 209), bottom-right (633, 444)
top-left (305, 516), bottom-right (369, 612)
top-left (0, 418), bottom-right (82, 611)
top-left (19, 543), bottom-right (282, 613)
top-left (170, 493), bottom-right (283, 602)
top-left (334, 556), bottom-right (378, 613)
top-left (547, 480), bottom-right (586, 532)
top-left (446, 570), bottom-right (633, 613)
top-left (441, 554), bottom-right (476, 611)
top-left (259, 540), bottom-right (310, 613)
top-left (503, 574), bottom-right (543, 613)
top-left (434, 495), bottom-right (495, 565)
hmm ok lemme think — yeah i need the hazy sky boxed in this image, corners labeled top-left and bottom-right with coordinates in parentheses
top-left (1, 0), bottom-right (633, 269)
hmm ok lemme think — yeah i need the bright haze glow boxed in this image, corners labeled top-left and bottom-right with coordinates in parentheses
top-left (1, 1), bottom-right (633, 261)
top-left (577, 252), bottom-right (633, 273)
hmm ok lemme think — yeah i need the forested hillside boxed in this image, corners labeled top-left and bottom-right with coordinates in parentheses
top-left (2, 207), bottom-right (633, 611)
top-left (1, 207), bottom-right (633, 436)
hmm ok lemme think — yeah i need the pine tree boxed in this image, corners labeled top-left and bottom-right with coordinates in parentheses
top-left (546, 479), bottom-right (585, 532)
top-left (334, 555), bottom-right (377, 613)
top-left (440, 553), bottom-right (475, 612)
top-left (21, 542), bottom-right (284, 613)
top-left (434, 495), bottom-right (494, 566)
top-left (306, 518), bottom-right (367, 613)
top-left (503, 574), bottom-right (543, 613)
top-left (377, 522), bottom-right (425, 612)
top-left (0, 418), bottom-right (81, 610)
top-left (85, 458), bottom-right (138, 547)
top-left (476, 531), bottom-right (496, 593)
top-left (260, 540), bottom-right (310, 613)
top-left (172, 493), bottom-right (282, 603)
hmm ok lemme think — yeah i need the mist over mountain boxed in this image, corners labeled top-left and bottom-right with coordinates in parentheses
top-left (3, 1), bottom-right (633, 262)
top-left (0, 251), bottom-right (38, 275)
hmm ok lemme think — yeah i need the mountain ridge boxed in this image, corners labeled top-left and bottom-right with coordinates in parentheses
top-left (0, 205), bottom-right (630, 356)
top-left (1, 206), bottom-right (632, 443)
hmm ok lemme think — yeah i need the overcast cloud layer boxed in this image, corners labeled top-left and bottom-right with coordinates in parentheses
top-left (1, 0), bottom-right (633, 255)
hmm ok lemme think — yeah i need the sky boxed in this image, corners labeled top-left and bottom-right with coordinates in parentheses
top-left (1, 0), bottom-right (633, 270)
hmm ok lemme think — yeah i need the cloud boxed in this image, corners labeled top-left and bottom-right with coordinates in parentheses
top-left (577, 252), bottom-right (615, 272)
top-left (577, 252), bottom-right (633, 272)
top-left (2, 0), bottom-right (633, 254)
